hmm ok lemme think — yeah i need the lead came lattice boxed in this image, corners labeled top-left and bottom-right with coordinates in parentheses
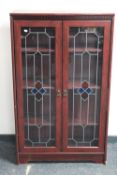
top-left (31, 81), bottom-right (47, 101)
top-left (68, 27), bottom-right (104, 146)
top-left (22, 27), bottom-right (56, 147)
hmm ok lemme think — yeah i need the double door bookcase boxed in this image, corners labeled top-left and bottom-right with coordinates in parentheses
top-left (10, 13), bottom-right (114, 164)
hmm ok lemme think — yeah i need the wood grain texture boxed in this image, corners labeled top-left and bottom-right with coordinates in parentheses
top-left (10, 13), bottom-right (114, 164)
top-left (18, 152), bottom-right (105, 164)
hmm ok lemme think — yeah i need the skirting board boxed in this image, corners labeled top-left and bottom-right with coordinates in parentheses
top-left (0, 134), bottom-right (15, 143)
top-left (0, 135), bottom-right (116, 143)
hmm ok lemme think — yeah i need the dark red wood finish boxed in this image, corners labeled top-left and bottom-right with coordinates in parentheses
top-left (103, 15), bottom-right (115, 164)
top-left (13, 20), bottom-right (62, 153)
top-left (10, 13), bottom-right (114, 164)
top-left (62, 20), bottom-right (111, 153)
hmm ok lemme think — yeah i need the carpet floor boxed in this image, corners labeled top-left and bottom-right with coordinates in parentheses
top-left (0, 140), bottom-right (117, 175)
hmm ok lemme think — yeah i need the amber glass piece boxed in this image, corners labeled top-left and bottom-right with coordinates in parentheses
top-left (35, 81), bottom-right (42, 89)
top-left (82, 81), bottom-right (88, 89)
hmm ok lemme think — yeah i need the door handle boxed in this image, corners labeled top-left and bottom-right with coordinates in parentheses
top-left (56, 89), bottom-right (61, 97)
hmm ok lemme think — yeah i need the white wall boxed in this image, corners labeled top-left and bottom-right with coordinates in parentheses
top-left (0, 0), bottom-right (117, 135)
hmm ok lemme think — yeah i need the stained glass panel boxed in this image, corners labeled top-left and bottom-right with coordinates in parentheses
top-left (22, 27), bottom-right (56, 147)
top-left (68, 27), bottom-right (104, 147)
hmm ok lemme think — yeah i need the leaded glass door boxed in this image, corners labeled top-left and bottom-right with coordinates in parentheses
top-left (14, 21), bottom-right (62, 152)
top-left (63, 21), bottom-right (111, 152)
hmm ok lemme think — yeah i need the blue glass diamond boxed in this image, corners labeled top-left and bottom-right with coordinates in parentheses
top-left (39, 88), bottom-right (46, 95)
top-left (86, 88), bottom-right (92, 94)
top-left (31, 88), bottom-right (38, 95)
top-left (79, 88), bottom-right (84, 94)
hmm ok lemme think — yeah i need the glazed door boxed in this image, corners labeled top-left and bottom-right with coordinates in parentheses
top-left (14, 21), bottom-right (62, 152)
top-left (63, 21), bottom-right (111, 152)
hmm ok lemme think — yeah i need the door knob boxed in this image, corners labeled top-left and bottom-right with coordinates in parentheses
top-left (63, 89), bottom-right (68, 96)
top-left (56, 89), bottom-right (61, 96)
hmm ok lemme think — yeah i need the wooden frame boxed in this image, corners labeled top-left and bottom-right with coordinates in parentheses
top-left (10, 13), bottom-right (114, 164)
top-left (13, 20), bottom-right (62, 153)
top-left (62, 20), bottom-right (111, 153)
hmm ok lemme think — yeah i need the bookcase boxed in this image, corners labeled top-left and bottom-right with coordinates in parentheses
top-left (10, 13), bottom-right (114, 163)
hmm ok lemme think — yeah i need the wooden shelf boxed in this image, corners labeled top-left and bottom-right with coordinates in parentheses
top-left (22, 80), bottom-right (100, 89)
top-left (68, 81), bottom-right (100, 89)
top-left (22, 47), bottom-right (55, 53)
top-left (23, 80), bottom-right (54, 89)
top-left (68, 117), bottom-right (99, 126)
top-left (69, 48), bottom-right (102, 53)
top-left (22, 48), bottom-right (101, 53)
top-left (25, 118), bottom-right (55, 126)
top-left (25, 117), bottom-right (98, 126)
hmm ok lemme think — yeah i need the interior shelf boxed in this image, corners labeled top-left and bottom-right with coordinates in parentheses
top-left (69, 48), bottom-right (102, 53)
top-left (25, 118), bottom-right (54, 126)
top-left (23, 80), bottom-right (55, 89)
top-left (68, 117), bottom-right (99, 126)
top-left (22, 47), bottom-right (101, 53)
top-left (22, 47), bottom-right (55, 53)
top-left (25, 117), bottom-right (98, 126)
top-left (22, 80), bottom-right (100, 89)
top-left (68, 81), bottom-right (100, 89)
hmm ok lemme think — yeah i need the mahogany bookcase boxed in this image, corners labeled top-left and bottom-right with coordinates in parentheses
top-left (10, 13), bottom-right (114, 164)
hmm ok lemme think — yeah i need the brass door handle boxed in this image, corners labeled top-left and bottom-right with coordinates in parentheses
top-left (56, 89), bottom-right (61, 96)
top-left (63, 89), bottom-right (68, 96)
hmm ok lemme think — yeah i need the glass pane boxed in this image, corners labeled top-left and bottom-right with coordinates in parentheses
top-left (21, 27), bottom-right (56, 147)
top-left (68, 27), bottom-right (104, 147)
